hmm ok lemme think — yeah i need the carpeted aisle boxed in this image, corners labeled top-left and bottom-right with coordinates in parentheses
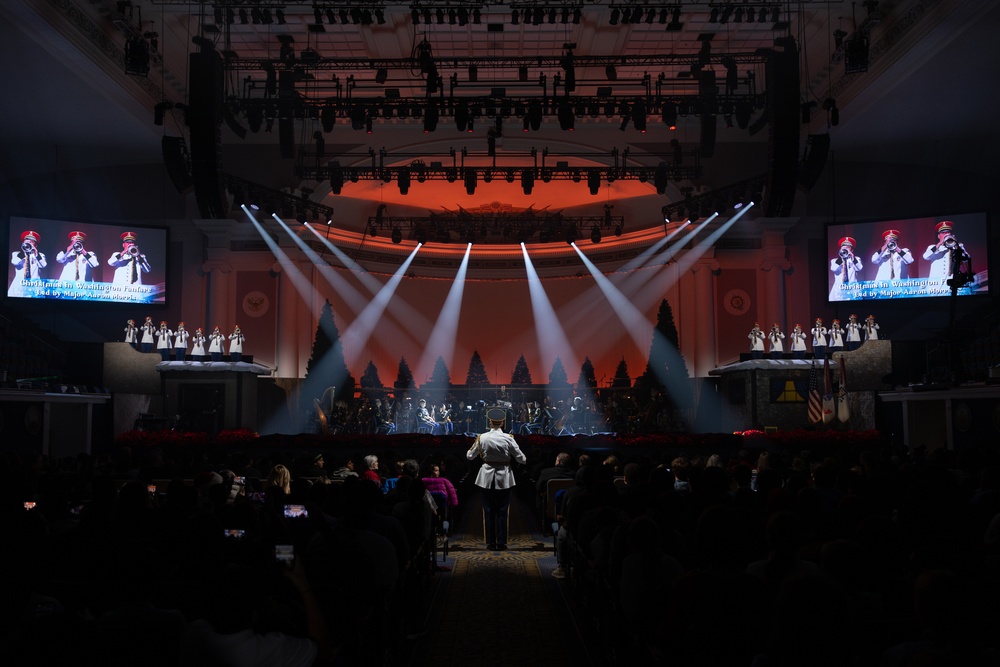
top-left (407, 488), bottom-right (599, 666)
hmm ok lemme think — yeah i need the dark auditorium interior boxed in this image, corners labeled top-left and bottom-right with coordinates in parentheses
top-left (2, 1), bottom-right (1000, 665)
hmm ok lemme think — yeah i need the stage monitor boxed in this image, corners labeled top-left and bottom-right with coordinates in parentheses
top-left (7, 216), bottom-right (167, 304)
top-left (826, 211), bottom-right (988, 303)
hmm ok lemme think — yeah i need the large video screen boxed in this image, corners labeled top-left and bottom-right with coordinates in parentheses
top-left (826, 211), bottom-right (988, 302)
top-left (7, 216), bottom-right (167, 304)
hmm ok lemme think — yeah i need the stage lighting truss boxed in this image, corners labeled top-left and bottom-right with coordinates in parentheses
top-left (224, 173), bottom-right (335, 222)
top-left (659, 174), bottom-right (766, 223)
top-left (365, 210), bottom-right (624, 245)
top-left (294, 146), bottom-right (703, 194)
top-left (606, 3), bottom-right (682, 28)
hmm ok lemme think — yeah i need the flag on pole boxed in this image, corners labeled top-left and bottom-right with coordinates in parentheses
top-left (822, 354), bottom-right (835, 424)
top-left (837, 356), bottom-right (851, 422)
top-left (807, 360), bottom-right (822, 424)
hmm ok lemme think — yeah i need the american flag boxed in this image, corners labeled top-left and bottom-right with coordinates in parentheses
top-left (807, 360), bottom-right (822, 424)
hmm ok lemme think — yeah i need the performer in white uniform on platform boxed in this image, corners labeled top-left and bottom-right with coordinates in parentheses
top-left (9, 230), bottom-right (47, 297)
top-left (108, 231), bottom-right (151, 286)
top-left (173, 322), bottom-right (190, 361)
top-left (466, 408), bottom-right (526, 551)
top-left (191, 327), bottom-right (207, 362)
top-left (55, 231), bottom-right (100, 282)
top-left (846, 314), bottom-right (863, 351)
top-left (812, 318), bottom-right (828, 359)
top-left (748, 323), bottom-right (765, 359)
top-left (209, 326), bottom-right (225, 361)
top-left (140, 316), bottom-right (156, 353)
top-left (768, 324), bottom-right (785, 360)
top-left (155, 321), bottom-right (173, 361)
top-left (124, 319), bottom-right (138, 349)
top-left (790, 324), bottom-right (807, 359)
top-left (864, 315), bottom-right (880, 341)
top-left (829, 236), bottom-right (863, 301)
top-left (229, 325), bottom-right (244, 362)
top-left (828, 319), bottom-right (845, 354)
top-left (871, 229), bottom-right (913, 282)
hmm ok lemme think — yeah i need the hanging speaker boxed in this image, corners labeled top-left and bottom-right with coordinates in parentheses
top-left (762, 37), bottom-right (800, 217)
top-left (161, 136), bottom-right (193, 194)
top-left (797, 133), bottom-right (830, 191)
top-left (187, 49), bottom-right (228, 218)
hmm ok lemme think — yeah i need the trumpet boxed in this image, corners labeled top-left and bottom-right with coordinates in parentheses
top-left (128, 245), bottom-right (141, 256)
top-left (839, 247), bottom-right (852, 259)
top-left (943, 236), bottom-right (957, 250)
top-left (886, 240), bottom-right (897, 252)
top-left (21, 242), bottom-right (34, 254)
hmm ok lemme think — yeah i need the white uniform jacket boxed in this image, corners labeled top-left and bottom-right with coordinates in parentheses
top-left (466, 428), bottom-right (526, 490)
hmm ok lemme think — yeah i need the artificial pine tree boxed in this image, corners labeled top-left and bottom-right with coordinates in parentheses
top-left (428, 356), bottom-right (452, 387)
top-left (548, 356), bottom-right (570, 387)
top-left (612, 357), bottom-right (632, 387)
top-left (465, 350), bottom-right (490, 386)
top-left (302, 300), bottom-right (355, 416)
top-left (360, 360), bottom-right (383, 389)
top-left (511, 354), bottom-right (532, 385)
top-left (577, 356), bottom-right (597, 388)
top-left (395, 356), bottom-right (415, 391)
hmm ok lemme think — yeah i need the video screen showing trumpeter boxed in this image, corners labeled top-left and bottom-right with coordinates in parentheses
top-left (7, 216), bottom-right (167, 304)
top-left (826, 211), bottom-right (989, 303)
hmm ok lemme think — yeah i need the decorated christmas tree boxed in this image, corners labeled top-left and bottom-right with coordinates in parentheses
top-left (465, 350), bottom-right (490, 386)
top-left (511, 354), bottom-right (532, 385)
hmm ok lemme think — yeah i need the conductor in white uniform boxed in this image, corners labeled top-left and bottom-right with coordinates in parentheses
top-left (466, 408), bottom-right (526, 551)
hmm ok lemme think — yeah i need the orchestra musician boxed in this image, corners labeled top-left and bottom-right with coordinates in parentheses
top-left (520, 401), bottom-right (544, 435)
top-left (417, 398), bottom-right (439, 434)
top-left (373, 398), bottom-right (395, 434)
top-left (437, 403), bottom-right (453, 435)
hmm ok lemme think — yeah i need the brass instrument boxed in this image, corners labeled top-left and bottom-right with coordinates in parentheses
top-left (886, 240), bottom-right (897, 252)
top-left (128, 245), bottom-right (141, 256)
top-left (839, 247), bottom-right (851, 259)
top-left (943, 236), bottom-right (957, 250)
top-left (21, 242), bottom-right (34, 254)
top-left (73, 241), bottom-right (84, 252)
top-left (314, 386), bottom-right (337, 435)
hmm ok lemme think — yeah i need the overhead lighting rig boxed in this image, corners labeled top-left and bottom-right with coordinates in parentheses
top-left (365, 209), bottom-right (623, 245)
top-left (295, 146), bottom-right (702, 196)
top-left (659, 174), bottom-right (765, 223)
top-left (224, 174), bottom-right (335, 222)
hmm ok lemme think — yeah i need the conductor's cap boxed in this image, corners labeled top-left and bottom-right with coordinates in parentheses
top-left (486, 407), bottom-right (507, 423)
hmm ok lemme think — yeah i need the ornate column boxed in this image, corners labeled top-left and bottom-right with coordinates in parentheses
top-left (272, 261), bottom-right (299, 379)
top-left (756, 217), bottom-right (797, 328)
top-left (691, 257), bottom-right (720, 377)
top-left (202, 261), bottom-right (234, 332)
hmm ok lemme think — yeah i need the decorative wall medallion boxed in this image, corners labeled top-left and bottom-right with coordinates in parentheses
top-left (723, 288), bottom-right (751, 316)
top-left (242, 291), bottom-right (269, 318)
